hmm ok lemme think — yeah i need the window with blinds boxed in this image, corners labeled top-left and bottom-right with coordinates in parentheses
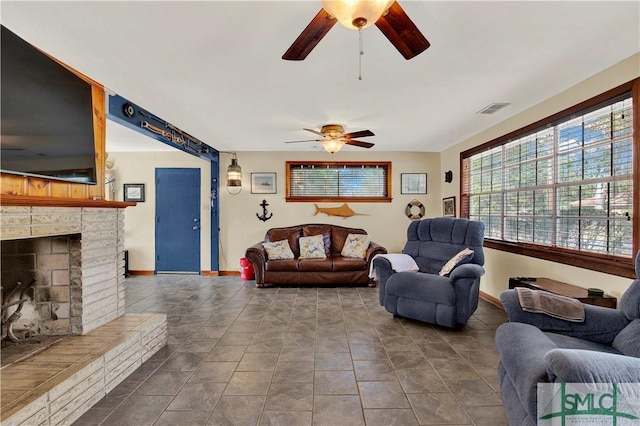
top-left (462, 94), bottom-right (635, 260)
top-left (286, 161), bottom-right (392, 202)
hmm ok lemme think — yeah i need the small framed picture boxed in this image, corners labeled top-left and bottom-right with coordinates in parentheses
top-left (251, 172), bottom-right (277, 194)
top-left (123, 183), bottom-right (145, 202)
top-left (401, 173), bottom-right (427, 194)
top-left (443, 196), bottom-right (456, 217)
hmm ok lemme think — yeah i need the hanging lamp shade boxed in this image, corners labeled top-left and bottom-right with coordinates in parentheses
top-left (321, 140), bottom-right (346, 154)
top-left (227, 155), bottom-right (242, 189)
top-left (321, 0), bottom-right (393, 30)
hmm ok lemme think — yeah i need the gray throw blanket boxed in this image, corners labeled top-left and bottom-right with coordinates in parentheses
top-left (516, 287), bottom-right (585, 322)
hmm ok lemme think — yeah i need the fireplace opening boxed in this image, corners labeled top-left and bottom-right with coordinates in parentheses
top-left (1, 235), bottom-right (78, 341)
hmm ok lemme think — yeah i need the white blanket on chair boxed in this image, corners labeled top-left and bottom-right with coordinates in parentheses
top-left (369, 254), bottom-right (419, 280)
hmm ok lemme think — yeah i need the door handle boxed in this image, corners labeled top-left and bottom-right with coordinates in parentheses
top-left (192, 225), bottom-right (199, 231)
top-left (194, 218), bottom-right (200, 222)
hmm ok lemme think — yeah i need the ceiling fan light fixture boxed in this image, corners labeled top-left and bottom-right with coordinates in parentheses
top-left (321, 124), bottom-right (345, 137)
top-left (321, 0), bottom-right (393, 30)
top-left (322, 140), bottom-right (346, 154)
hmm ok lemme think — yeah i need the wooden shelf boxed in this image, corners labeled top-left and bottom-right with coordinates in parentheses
top-left (509, 277), bottom-right (617, 309)
top-left (0, 195), bottom-right (136, 208)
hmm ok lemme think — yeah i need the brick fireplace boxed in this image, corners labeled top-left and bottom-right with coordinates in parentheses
top-left (0, 200), bottom-right (167, 426)
top-left (1, 205), bottom-right (126, 337)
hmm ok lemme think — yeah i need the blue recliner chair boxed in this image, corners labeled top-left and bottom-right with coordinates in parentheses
top-left (495, 252), bottom-right (640, 425)
top-left (373, 217), bottom-right (485, 328)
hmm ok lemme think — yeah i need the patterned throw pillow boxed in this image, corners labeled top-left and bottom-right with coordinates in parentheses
top-left (262, 239), bottom-right (295, 260)
top-left (341, 233), bottom-right (371, 259)
top-left (299, 235), bottom-right (326, 259)
top-left (438, 248), bottom-right (474, 276)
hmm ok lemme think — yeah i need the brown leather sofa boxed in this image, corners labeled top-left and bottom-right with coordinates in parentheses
top-left (245, 224), bottom-right (387, 287)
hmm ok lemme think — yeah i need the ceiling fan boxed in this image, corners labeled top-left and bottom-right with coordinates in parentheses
top-left (283, 0), bottom-right (430, 61)
top-left (285, 124), bottom-right (375, 154)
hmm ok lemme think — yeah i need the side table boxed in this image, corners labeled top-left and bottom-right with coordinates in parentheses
top-left (508, 277), bottom-right (617, 309)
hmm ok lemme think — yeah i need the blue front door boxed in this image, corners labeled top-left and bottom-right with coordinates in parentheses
top-left (155, 168), bottom-right (201, 274)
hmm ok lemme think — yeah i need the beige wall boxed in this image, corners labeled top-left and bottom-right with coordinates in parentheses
top-left (220, 151), bottom-right (440, 271)
top-left (108, 149), bottom-right (441, 273)
top-left (441, 53), bottom-right (640, 301)
top-left (108, 151), bottom-right (212, 272)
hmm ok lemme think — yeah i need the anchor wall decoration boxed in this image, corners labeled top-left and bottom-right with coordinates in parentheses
top-left (256, 199), bottom-right (273, 222)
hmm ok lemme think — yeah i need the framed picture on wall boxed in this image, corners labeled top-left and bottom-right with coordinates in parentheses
top-left (123, 183), bottom-right (145, 202)
top-left (401, 173), bottom-right (427, 194)
top-left (251, 172), bottom-right (277, 194)
top-left (442, 196), bottom-right (456, 217)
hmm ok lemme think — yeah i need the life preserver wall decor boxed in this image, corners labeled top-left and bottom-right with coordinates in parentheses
top-left (405, 199), bottom-right (425, 220)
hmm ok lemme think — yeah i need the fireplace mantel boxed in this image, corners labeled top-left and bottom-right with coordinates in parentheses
top-left (0, 195), bottom-right (135, 208)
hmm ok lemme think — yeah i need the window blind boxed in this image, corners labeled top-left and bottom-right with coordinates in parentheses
top-left (286, 161), bottom-right (391, 202)
top-left (462, 96), bottom-right (633, 258)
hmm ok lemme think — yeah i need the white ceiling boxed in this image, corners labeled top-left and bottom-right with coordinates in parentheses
top-left (2, 1), bottom-right (639, 153)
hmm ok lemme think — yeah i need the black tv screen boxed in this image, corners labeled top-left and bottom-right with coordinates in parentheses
top-left (1, 25), bottom-right (97, 184)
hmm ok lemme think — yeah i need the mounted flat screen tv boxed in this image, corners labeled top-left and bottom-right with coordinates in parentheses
top-left (1, 25), bottom-right (98, 184)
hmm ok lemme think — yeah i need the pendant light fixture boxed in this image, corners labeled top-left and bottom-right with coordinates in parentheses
top-left (321, 140), bottom-right (346, 154)
top-left (226, 152), bottom-right (242, 194)
top-left (320, 1), bottom-right (393, 79)
top-left (320, 0), bottom-right (393, 30)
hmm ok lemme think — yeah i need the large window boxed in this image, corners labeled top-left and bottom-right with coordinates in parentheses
top-left (286, 161), bottom-right (392, 202)
top-left (461, 80), bottom-right (638, 277)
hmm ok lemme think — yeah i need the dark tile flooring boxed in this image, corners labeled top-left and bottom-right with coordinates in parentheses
top-left (73, 275), bottom-right (509, 425)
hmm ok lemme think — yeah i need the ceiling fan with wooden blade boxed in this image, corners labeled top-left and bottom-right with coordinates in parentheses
top-left (282, 9), bottom-right (337, 61)
top-left (285, 124), bottom-right (375, 153)
top-left (283, 1), bottom-right (429, 61)
top-left (344, 139), bottom-right (375, 149)
top-left (375, 1), bottom-right (430, 60)
top-left (343, 129), bottom-right (375, 139)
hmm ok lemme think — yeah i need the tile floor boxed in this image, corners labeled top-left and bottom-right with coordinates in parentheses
top-left (73, 275), bottom-right (509, 426)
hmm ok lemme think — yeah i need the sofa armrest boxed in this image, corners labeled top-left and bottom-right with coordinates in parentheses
top-left (372, 256), bottom-right (394, 306)
top-left (496, 323), bottom-right (559, 419)
top-left (448, 264), bottom-right (484, 324)
top-left (501, 289), bottom-right (629, 345)
top-left (449, 263), bottom-right (485, 281)
top-left (245, 243), bottom-right (267, 286)
top-left (365, 242), bottom-right (388, 288)
top-left (545, 348), bottom-right (640, 383)
top-left (365, 241), bottom-right (387, 261)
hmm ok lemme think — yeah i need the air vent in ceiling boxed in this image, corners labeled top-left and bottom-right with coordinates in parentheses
top-left (477, 103), bottom-right (510, 115)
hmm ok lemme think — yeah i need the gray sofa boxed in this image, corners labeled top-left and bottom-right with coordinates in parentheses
top-left (495, 252), bottom-right (640, 425)
top-left (373, 217), bottom-right (485, 328)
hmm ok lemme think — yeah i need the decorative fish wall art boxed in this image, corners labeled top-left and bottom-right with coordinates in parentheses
top-left (313, 203), bottom-right (365, 218)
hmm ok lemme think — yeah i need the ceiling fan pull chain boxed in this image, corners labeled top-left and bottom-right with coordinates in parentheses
top-left (358, 28), bottom-right (364, 80)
